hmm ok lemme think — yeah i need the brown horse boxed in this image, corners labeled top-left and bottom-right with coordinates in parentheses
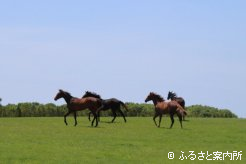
top-left (54, 89), bottom-right (102, 127)
top-left (167, 91), bottom-right (187, 120)
top-left (145, 92), bottom-right (185, 128)
top-left (82, 91), bottom-right (128, 123)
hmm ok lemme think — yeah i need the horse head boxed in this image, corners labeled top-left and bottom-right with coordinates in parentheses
top-left (82, 91), bottom-right (101, 99)
top-left (167, 91), bottom-right (176, 100)
top-left (54, 89), bottom-right (71, 101)
top-left (54, 89), bottom-right (63, 100)
top-left (145, 92), bottom-right (153, 102)
top-left (145, 92), bottom-right (164, 103)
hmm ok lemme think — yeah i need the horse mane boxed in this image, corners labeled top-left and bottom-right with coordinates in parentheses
top-left (59, 89), bottom-right (73, 98)
top-left (83, 91), bottom-right (102, 99)
top-left (151, 92), bottom-right (165, 101)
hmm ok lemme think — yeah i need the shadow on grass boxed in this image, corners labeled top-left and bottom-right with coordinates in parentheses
top-left (85, 125), bottom-right (105, 128)
top-left (98, 121), bottom-right (124, 124)
top-left (158, 126), bottom-right (191, 130)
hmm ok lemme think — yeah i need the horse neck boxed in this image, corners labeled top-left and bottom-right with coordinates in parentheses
top-left (151, 99), bottom-right (163, 105)
top-left (62, 94), bottom-right (73, 104)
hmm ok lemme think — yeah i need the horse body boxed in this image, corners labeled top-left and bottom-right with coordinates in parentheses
top-left (154, 102), bottom-right (169, 114)
top-left (145, 92), bottom-right (185, 128)
top-left (82, 91), bottom-right (128, 123)
top-left (68, 97), bottom-right (100, 110)
top-left (54, 89), bottom-right (101, 127)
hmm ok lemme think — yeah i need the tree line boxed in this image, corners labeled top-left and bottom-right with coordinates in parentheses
top-left (0, 102), bottom-right (237, 118)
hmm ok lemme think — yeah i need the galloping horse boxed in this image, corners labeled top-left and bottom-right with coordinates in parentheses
top-left (167, 91), bottom-right (187, 120)
top-left (82, 91), bottom-right (128, 123)
top-left (145, 92), bottom-right (185, 128)
top-left (54, 89), bottom-right (101, 127)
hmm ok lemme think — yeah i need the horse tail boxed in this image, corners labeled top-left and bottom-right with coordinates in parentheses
top-left (120, 101), bottom-right (129, 112)
top-left (183, 110), bottom-right (187, 116)
top-left (180, 100), bottom-right (186, 115)
top-left (182, 100), bottom-right (185, 109)
top-left (177, 104), bottom-right (186, 116)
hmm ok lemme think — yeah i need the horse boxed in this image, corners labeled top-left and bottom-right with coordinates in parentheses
top-left (145, 92), bottom-right (185, 128)
top-left (167, 91), bottom-right (187, 120)
top-left (54, 89), bottom-right (101, 127)
top-left (82, 91), bottom-right (128, 123)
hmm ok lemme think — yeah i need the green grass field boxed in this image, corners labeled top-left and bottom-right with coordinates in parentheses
top-left (0, 117), bottom-right (245, 163)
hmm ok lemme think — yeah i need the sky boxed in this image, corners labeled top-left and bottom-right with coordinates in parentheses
top-left (0, 0), bottom-right (246, 118)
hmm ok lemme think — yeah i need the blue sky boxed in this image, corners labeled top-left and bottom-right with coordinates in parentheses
top-left (1, 1), bottom-right (246, 118)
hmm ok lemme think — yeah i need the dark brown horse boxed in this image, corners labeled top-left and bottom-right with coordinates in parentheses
top-left (82, 91), bottom-right (128, 123)
top-left (145, 92), bottom-right (185, 128)
top-left (54, 89), bottom-right (101, 127)
top-left (167, 91), bottom-right (187, 120)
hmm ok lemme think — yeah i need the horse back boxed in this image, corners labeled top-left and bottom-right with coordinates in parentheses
top-left (102, 98), bottom-right (121, 107)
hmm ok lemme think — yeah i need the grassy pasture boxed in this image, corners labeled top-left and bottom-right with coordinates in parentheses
top-left (0, 117), bottom-right (245, 163)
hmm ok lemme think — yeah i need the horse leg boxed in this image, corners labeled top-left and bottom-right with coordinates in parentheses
top-left (98, 111), bottom-right (100, 122)
top-left (111, 110), bottom-right (117, 123)
top-left (91, 113), bottom-right (95, 126)
top-left (118, 108), bottom-right (127, 123)
top-left (153, 113), bottom-right (159, 127)
top-left (96, 106), bottom-right (104, 122)
top-left (64, 111), bottom-right (71, 125)
top-left (88, 112), bottom-right (91, 121)
top-left (73, 112), bottom-right (77, 126)
top-left (182, 108), bottom-right (185, 121)
top-left (158, 114), bottom-right (162, 128)
top-left (91, 112), bottom-right (98, 127)
top-left (169, 114), bottom-right (174, 129)
top-left (182, 104), bottom-right (186, 121)
top-left (95, 113), bottom-right (98, 127)
top-left (177, 111), bottom-right (183, 128)
top-left (179, 115), bottom-right (183, 128)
